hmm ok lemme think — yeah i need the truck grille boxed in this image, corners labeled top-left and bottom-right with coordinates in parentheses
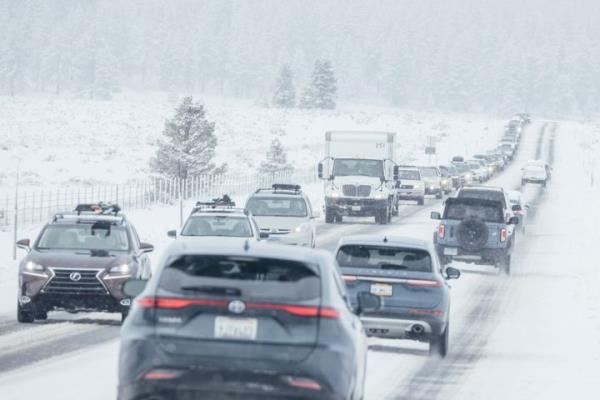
top-left (342, 185), bottom-right (371, 197)
top-left (44, 269), bottom-right (107, 295)
top-left (400, 185), bottom-right (414, 189)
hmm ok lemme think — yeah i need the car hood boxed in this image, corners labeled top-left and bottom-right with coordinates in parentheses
top-left (26, 250), bottom-right (132, 271)
top-left (175, 236), bottom-right (258, 247)
top-left (253, 216), bottom-right (308, 231)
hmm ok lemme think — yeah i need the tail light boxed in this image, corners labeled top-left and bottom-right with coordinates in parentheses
top-left (343, 275), bottom-right (357, 283)
top-left (437, 224), bottom-right (446, 239)
top-left (500, 228), bottom-right (508, 242)
top-left (406, 279), bottom-right (442, 288)
top-left (143, 369), bottom-right (182, 380)
top-left (137, 297), bottom-right (340, 319)
top-left (408, 308), bottom-right (445, 317)
top-left (283, 376), bottom-right (322, 391)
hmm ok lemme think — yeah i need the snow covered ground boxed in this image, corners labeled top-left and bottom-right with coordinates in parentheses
top-left (0, 92), bottom-right (507, 189)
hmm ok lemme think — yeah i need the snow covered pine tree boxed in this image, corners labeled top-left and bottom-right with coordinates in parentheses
top-left (151, 96), bottom-right (226, 179)
top-left (260, 138), bottom-right (294, 174)
top-left (272, 65), bottom-right (296, 108)
top-left (299, 59), bottom-right (337, 109)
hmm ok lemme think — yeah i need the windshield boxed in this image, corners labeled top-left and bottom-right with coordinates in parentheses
top-left (336, 245), bottom-right (432, 272)
top-left (332, 159), bottom-right (383, 177)
top-left (419, 167), bottom-right (439, 177)
top-left (36, 224), bottom-right (130, 251)
top-left (246, 197), bottom-right (308, 217)
top-left (181, 216), bottom-right (253, 237)
top-left (398, 170), bottom-right (420, 180)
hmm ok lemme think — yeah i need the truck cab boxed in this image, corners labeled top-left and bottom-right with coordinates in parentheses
top-left (318, 131), bottom-right (398, 225)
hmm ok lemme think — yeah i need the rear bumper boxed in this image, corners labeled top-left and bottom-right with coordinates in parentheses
top-left (361, 316), bottom-right (439, 340)
top-left (325, 198), bottom-right (387, 216)
top-left (435, 244), bottom-right (509, 265)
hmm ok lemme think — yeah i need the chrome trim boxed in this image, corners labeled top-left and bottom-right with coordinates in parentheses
top-left (361, 316), bottom-right (433, 336)
top-left (43, 267), bottom-right (109, 294)
top-left (103, 274), bottom-right (132, 281)
top-left (22, 271), bottom-right (49, 279)
top-left (344, 275), bottom-right (437, 285)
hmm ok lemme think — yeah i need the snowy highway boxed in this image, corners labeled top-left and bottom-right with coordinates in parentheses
top-left (0, 121), bottom-right (598, 400)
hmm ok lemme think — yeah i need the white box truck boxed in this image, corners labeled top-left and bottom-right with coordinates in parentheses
top-left (317, 131), bottom-right (399, 224)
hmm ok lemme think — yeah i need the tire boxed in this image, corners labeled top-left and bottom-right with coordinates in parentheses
top-left (335, 214), bottom-right (343, 223)
top-left (435, 191), bottom-right (443, 199)
top-left (325, 208), bottom-right (335, 224)
top-left (34, 309), bottom-right (48, 320)
top-left (430, 323), bottom-right (449, 357)
top-left (497, 255), bottom-right (511, 275)
top-left (17, 303), bottom-right (35, 323)
top-left (417, 197), bottom-right (425, 206)
top-left (121, 310), bottom-right (129, 323)
top-left (392, 201), bottom-right (399, 216)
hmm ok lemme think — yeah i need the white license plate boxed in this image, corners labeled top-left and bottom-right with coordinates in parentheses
top-left (370, 283), bottom-right (393, 297)
top-left (351, 206), bottom-right (361, 211)
top-left (214, 317), bottom-right (258, 340)
top-left (444, 247), bottom-right (458, 256)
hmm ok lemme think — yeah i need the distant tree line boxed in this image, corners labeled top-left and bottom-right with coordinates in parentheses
top-left (1, 0), bottom-right (599, 116)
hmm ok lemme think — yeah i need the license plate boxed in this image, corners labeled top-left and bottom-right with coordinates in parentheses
top-left (214, 317), bottom-right (258, 340)
top-left (351, 206), bottom-right (361, 211)
top-left (444, 247), bottom-right (458, 256)
top-left (370, 283), bottom-right (393, 297)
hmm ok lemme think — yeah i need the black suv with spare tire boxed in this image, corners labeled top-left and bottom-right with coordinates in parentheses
top-left (431, 197), bottom-right (519, 274)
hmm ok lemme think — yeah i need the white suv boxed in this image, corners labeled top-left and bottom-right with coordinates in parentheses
top-left (167, 199), bottom-right (265, 244)
top-left (245, 184), bottom-right (318, 247)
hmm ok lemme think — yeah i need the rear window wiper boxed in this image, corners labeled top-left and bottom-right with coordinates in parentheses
top-left (180, 286), bottom-right (242, 297)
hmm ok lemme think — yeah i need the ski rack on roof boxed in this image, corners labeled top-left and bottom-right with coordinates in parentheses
top-left (255, 183), bottom-right (302, 195)
top-left (52, 202), bottom-right (124, 224)
top-left (190, 196), bottom-right (249, 215)
top-left (74, 202), bottom-right (121, 216)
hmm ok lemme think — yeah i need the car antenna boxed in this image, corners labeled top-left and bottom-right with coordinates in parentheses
top-left (383, 236), bottom-right (388, 243)
top-left (243, 240), bottom-right (250, 251)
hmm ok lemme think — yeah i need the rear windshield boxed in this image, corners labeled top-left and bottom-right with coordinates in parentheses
top-left (246, 197), bottom-right (308, 217)
top-left (336, 245), bottom-right (432, 272)
top-left (444, 202), bottom-right (504, 223)
top-left (159, 255), bottom-right (320, 301)
top-left (419, 167), bottom-right (439, 177)
top-left (398, 170), bottom-right (420, 180)
top-left (458, 189), bottom-right (505, 206)
top-left (181, 216), bottom-right (253, 238)
top-left (36, 224), bottom-right (130, 251)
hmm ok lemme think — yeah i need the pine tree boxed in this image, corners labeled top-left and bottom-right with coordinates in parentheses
top-left (259, 138), bottom-right (293, 174)
top-left (299, 59), bottom-right (337, 110)
top-left (151, 96), bottom-right (226, 179)
top-left (272, 65), bottom-right (295, 108)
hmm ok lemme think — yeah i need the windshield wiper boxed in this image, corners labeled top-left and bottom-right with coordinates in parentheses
top-left (180, 286), bottom-right (242, 297)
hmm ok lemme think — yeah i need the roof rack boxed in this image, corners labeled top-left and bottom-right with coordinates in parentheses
top-left (52, 213), bottom-right (125, 224)
top-left (190, 195), bottom-right (249, 215)
top-left (255, 183), bottom-right (302, 194)
top-left (74, 202), bottom-right (121, 216)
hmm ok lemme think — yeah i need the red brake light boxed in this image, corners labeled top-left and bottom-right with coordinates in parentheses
top-left (143, 370), bottom-right (181, 380)
top-left (343, 275), bottom-right (357, 282)
top-left (500, 228), bottom-right (508, 242)
top-left (283, 376), bottom-right (322, 391)
top-left (408, 308), bottom-right (445, 317)
top-left (137, 297), bottom-right (227, 309)
top-left (406, 279), bottom-right (442, 288)
top-left (438, 224), bottom-right (445, 239)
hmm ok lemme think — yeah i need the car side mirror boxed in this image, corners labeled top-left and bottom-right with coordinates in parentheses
top-left (121, 279), bottom-right (147, 298)
top-left (140, 242), bottom-right (154, 253)
top-left (445, 266), bottom-right (461, 280)
top-left (259, 232), bottom-right (270, 239)
top-left (167, 230), bottom-right (177, 238)
top-left (511, 205), bottom-right (522, 212)
top-left (355, 292), bottom-right (381, 314)
top-left (317, 163), bottom-right (324, 179)
top-left (508, 216), bottom-right (520, 226)
top-left (395, 180), bottom-right (401, 188)
top-left (524, 204), bottom-right (530, 209)
top-left (16, 238), bottom-right (31, 252)
top-left (311, 211), bottom-right (321, 219)
top-left (430, 211), bottom-right (441, 220)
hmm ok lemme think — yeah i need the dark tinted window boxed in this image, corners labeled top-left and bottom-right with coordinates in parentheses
top-left (246, 197), bottom-right (308, 217)
top-left (332, 159), bottom-right (383, 178)
top-left (37, 224), bottom-right (130, 251)
top-left (444, 202), bottom-right (503, 222)
top-left (458, 189), bottom-right (506, 207)
top-left (336, 245), bottom-right (432, 272)
top-left (159, 255), bottom-right (320, 301)
top-left (398, 170), bottom-right (420, 180)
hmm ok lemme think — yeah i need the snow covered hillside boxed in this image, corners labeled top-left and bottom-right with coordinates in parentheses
top-left (0, 92), bottom-right (508, 189)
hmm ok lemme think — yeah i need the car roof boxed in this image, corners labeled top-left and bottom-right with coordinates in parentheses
top-left (460, 185), bottom-right (504, 192)
top-left (188, 210), bottom-right (249, 218)
top-left (250, 191), bottom-right (307, 199)
top-left (335, 235), bottom-right (432, 252)
top-left (163, 239), bottom-right (331, 266)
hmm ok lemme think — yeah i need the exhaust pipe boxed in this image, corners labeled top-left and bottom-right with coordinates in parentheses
top-left (411, 324), bottom-right (425, 335)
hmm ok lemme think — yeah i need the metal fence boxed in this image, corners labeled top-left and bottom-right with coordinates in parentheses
top-left (0, 168), bottom-right (316, 227)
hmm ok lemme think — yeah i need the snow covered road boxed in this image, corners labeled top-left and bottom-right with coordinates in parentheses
top-left (1, 120), bottom-right (596, 400)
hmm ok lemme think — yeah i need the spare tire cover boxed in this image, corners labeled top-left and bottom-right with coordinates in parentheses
top-left (456, 217), bottom-right (489, 251)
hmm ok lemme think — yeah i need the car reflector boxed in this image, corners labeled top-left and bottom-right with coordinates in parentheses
top-left (143, 370), bottom-right (181, 380)
top-left (283, 376), bottom-right (322, 391)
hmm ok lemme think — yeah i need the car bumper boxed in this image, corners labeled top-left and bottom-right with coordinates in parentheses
top-left (361, 316), bottom-right (436, 340)
top-left (435, 245), bottom-right (508, 264)
top-left (325, 198), bottom-right (387, 216)
top-left (424, 186), bottom-right (442, 195)
top-left (397, 189), bottom-right (424, 199)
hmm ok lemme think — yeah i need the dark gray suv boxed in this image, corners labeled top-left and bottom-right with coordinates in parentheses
top-left (431, 197), bottom-right (519, 274)
top-left (119, 240), bottom-right (377, 400)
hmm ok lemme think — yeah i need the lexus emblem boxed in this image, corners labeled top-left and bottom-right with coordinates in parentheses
top-left (228, 300), bottom-right (246, 314)
top-left (69, 272), bottom-right (82, 282)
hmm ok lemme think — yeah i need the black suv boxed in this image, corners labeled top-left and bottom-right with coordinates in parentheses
top-left (16, 203), bottom-right (154, 323)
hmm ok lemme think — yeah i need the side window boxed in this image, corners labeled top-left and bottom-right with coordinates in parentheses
top-left (130, 225), bottom-right (141, 248)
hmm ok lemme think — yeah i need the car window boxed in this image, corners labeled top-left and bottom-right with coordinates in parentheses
top-left (419, 167), bottom-right (438, 177)
top-left (444, 203), bottom-right (504, 223)
top-left (246, 197), bottom-right (308, 217)
top-left (458, 190), bottom-right (506, 207)
top-left (181, 216), bottom-right (253, 237)
top-left (37, 224), bottom-right (130, 251)
top-left (398, 170), bottom-right (420, 180)
top-left (336, 245), bottom-right (432, 272)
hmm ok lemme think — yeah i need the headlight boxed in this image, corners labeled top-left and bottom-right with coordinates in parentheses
top-left (374, 192), bottom-right (387, 199)
top-left (327, 191), bottom-right (340, 198)
top-left (24, 261), bottom-right (45, 272)
top-left (441, 179), bottom-right (448, 185)
top-left (109, 263), bottom-right (131, 275)
top-left (294, 223), bottom-right (310, 233)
